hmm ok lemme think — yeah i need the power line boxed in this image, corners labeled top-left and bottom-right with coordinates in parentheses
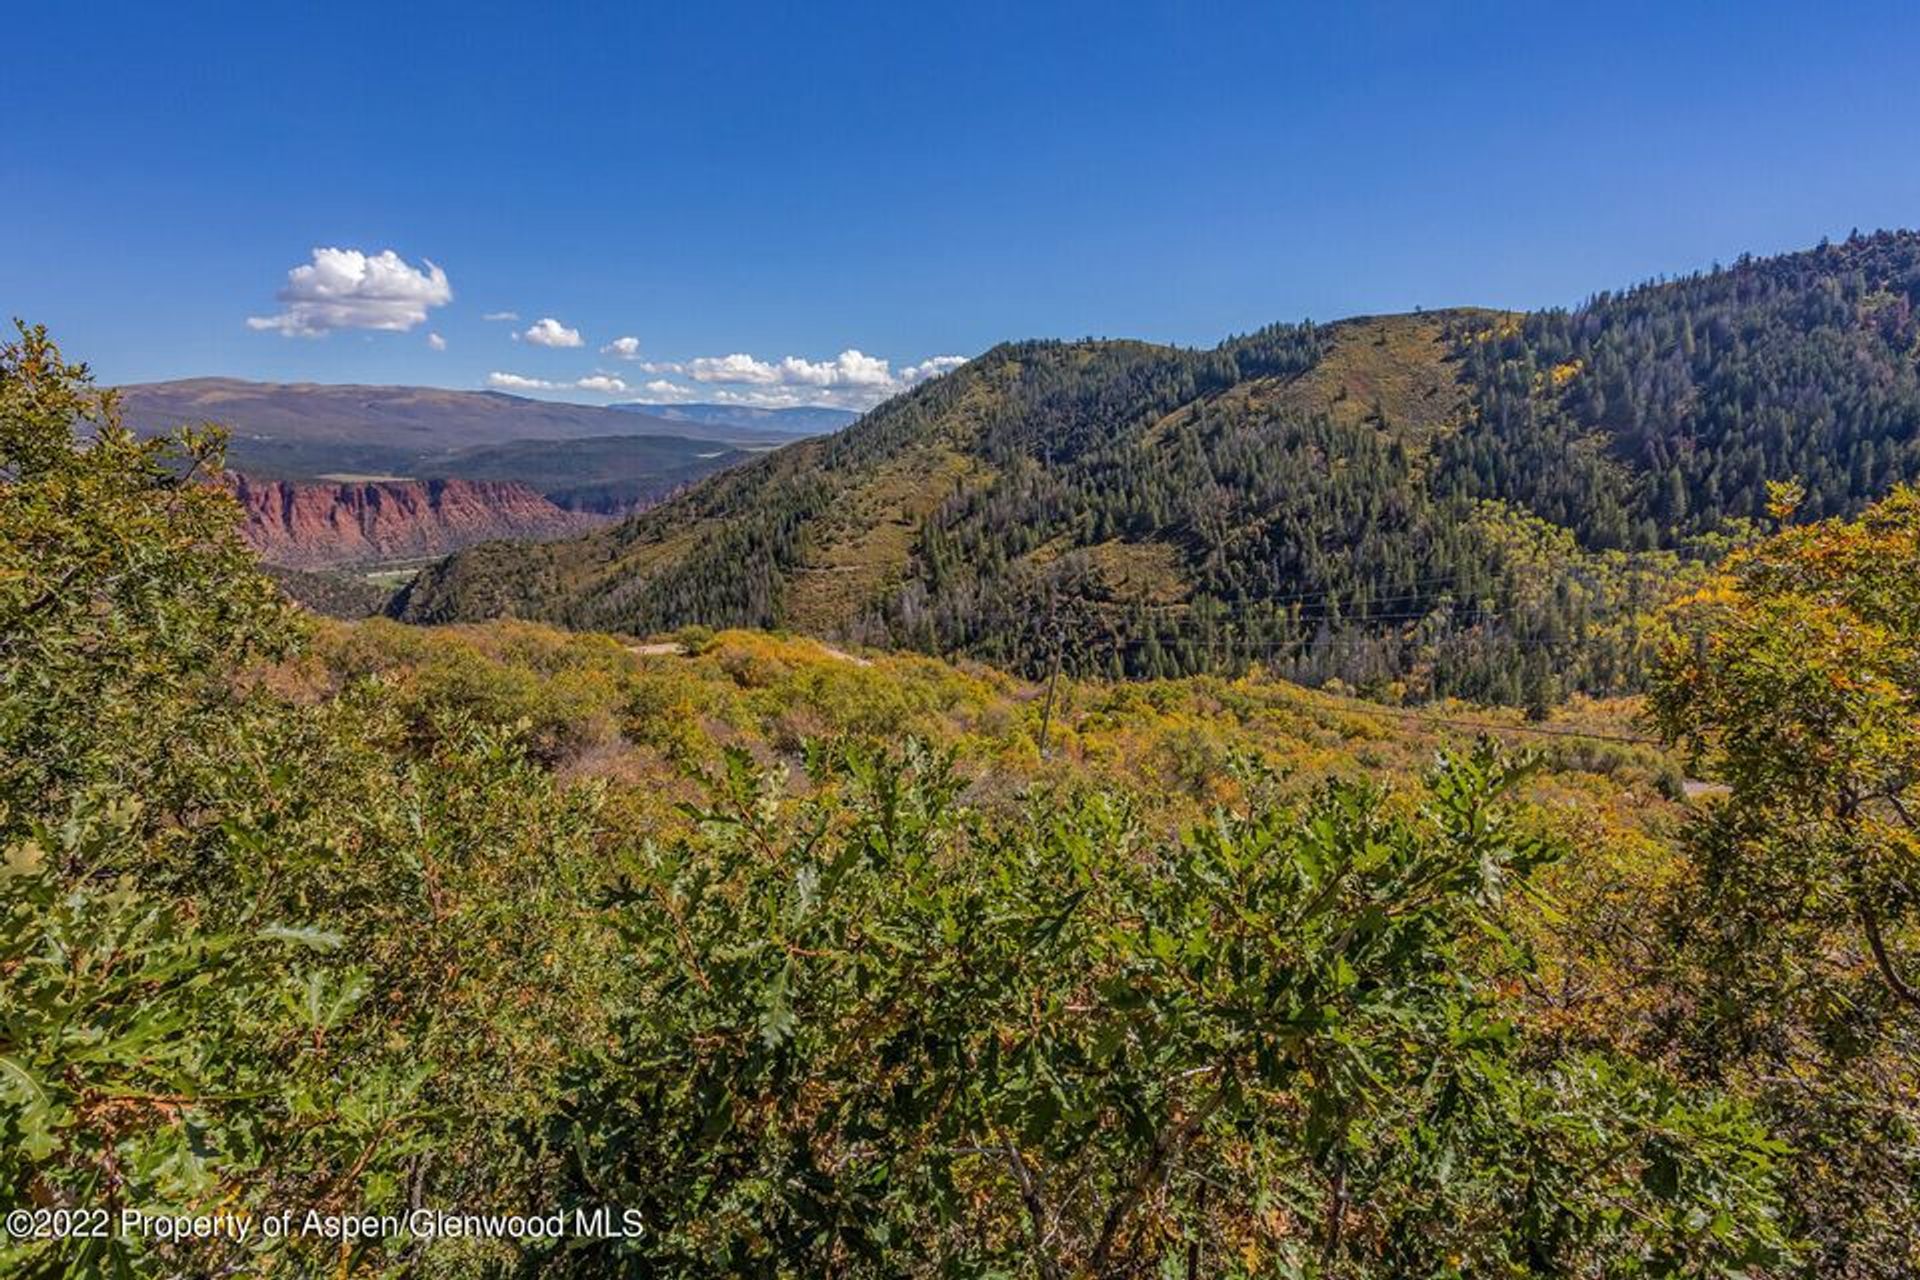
top-left (993, 604), bottom-right (1605, 636)
top-left (1097, 634), bottom-right (1604, 652)
top-left (985, 631), bottom-right (1621, 658)
top-left (1075, 607), bottom-right (1517, 626)
top-left (1006, 640), bottom-right (1666, 746)
top-left (1298, 699), bottom-right (1662, 746)
top-left (1007, 591), bottom-right (1663, 633)
top-left (1065, 577), bottom-right (1502, 616)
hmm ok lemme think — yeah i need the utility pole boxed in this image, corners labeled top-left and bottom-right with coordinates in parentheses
top-left (1034, 435), bottom-right (1067, 762)
top-left (1037, 584), bottom-right (1063, 760)
top-left (1038, 628), bottom-right (1063, 760)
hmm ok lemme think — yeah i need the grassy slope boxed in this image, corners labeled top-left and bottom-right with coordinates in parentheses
top-left (1265, 309), bottom-right (1480, 443)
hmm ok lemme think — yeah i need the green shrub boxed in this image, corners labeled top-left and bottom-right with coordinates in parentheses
top-left (541, 741), bottom-right (1791, 1278)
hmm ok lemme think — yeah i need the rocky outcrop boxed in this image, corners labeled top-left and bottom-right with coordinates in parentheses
top-left (224, 474), bottom-right (609, 569)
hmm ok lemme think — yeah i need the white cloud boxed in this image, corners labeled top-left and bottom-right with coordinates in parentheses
top-left (684, 352), bottom-right (781, 384)
top-left (247, 247), bottom-right (451, 337)
top-left (641, 379), bottom-right (694, 400)
top-left (486, 372), bottom-right (555, 391)
top-left (481, 310), bottom-right (519, 322)
top-left (427, 332), bottom-right (447, 352)
top-left (519, 317), bottom-right (583, 348)
top-left (574, 374), bottom-right (630, 394)
top-left (901, 355), bottom-right (968, 383)
top-left (487, 371), bottom-right (629, 396)
top-left (602, 335), bottom-right (642, 360)
top-left (785, 350), bottom-right (894, 388)
top-left (663, 348), bottom-right (969, 409)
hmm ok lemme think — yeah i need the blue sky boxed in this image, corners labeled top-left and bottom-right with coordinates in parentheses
top-left (4, 1), bottom-right (1918, 409)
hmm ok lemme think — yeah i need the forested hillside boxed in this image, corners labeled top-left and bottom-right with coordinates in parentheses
top-left (398, 232), bottom-right (1920, 705)
top-left (9, 324), bottom-right (1920, 1277)
top-left (1443, 231), bottom-right (1920, 546)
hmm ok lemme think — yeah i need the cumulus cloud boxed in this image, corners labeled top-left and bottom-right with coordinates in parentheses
top-left (518, 317), bottom-right (583, 348)
top-left (681, 348), bottom-right (958, 391)
top-left (481, 310), bottom-right (519, 322)
top-left (486, 372), bottom-right (555, 391)
top-left (574, 374), bottom-right (630, 394)
top-left (683, 353), bottom-right (780, 384)
top-left (657, 348), bottom-right (968, 408)
top-left (247, 247), bottom-right (451, 337)
top-left (784, 350), bottom-right (894, 388)
top-left (901, 355), bottom-right (968, 383)
top-left (485, 344), bottom-right (969, 409)
top-left (427, 332), bottom-right (447, 352)
top-left (487, 371), bottom-right (629, 395)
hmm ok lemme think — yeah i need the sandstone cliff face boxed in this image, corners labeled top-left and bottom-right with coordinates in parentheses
top-left (224, 474), bottom-right (608, 569)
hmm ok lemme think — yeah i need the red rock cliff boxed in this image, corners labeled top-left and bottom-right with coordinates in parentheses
top-left (223, 474), bottom-right (607, 569)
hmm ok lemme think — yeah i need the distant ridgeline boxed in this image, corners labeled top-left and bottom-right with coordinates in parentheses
top-left (396, 231), bottom-right (1920, 703)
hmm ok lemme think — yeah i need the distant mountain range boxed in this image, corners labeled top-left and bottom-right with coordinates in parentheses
top-left (117, 378), bottom-right (796, 480)
top-left (113, 378), bottom-right (789, 570)
top-left (395, 230), bottom-right (1920, 705)
top-left (613, 402), bottom-right (857, 434)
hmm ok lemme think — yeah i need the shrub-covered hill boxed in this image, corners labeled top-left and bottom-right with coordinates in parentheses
top-left (10, 326), bottom-right (1920, 1276)
top-left (397, 231), bottom-right (1920, 704)
top-left (310, 619), bottom-right (1683, 831)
